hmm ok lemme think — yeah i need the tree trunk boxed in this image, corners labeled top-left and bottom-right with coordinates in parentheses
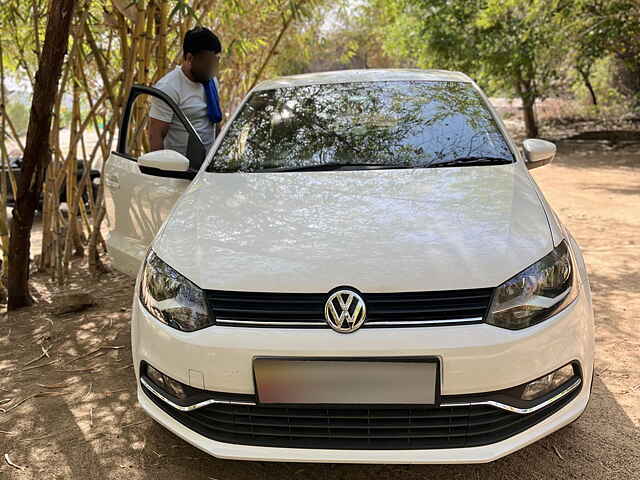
top-left (578, 66), bottom-right (598, 106)
top-left (521, 95), bottom-right (539, 139)
top-left (7, 0), bottom-right (77, 310)
top-left (515, 72), bottom-right (539, 139)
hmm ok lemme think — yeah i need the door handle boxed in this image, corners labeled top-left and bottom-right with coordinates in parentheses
top-left (105, 174), bottom-right (120, 189)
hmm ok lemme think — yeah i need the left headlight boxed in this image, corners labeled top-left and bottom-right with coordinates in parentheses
top-left (486, 240), bottom-right (579, 330)
top-left (139, 250), bottom-right (212, 331)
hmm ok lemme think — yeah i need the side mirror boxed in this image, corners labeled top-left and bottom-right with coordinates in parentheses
top-left (138, 150), bottom-right (190, 173)
top-left (523, 139), bottom-right (556, 170)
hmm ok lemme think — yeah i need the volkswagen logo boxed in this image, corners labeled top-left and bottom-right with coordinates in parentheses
top-left (324, 289), bottom-right (367, 333)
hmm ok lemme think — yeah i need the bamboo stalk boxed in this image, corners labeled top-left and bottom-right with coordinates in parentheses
top-left (41, 31), bottom-right (74, 273)
top-left (1, 112), bottom-right (26, 155)
top-left (0, 37), bottom-right (11, 295)
top-left (247, 1), bottom-right (308, 92)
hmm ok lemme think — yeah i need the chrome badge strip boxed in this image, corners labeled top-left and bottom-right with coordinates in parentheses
top-left (215, 317), bottom-right (483, 327)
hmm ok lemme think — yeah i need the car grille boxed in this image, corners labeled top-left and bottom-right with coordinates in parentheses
top-left (205, 288), bottom-right (493, 328)
top-left (142, 383), bottom-right (577, 450)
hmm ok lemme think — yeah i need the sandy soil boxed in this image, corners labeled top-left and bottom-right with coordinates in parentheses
top-left (1, 141), bottom-right (639, 479)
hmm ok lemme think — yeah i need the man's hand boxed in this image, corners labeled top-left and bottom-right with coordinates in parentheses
top-left (148, 117), bottom-right (171, 152)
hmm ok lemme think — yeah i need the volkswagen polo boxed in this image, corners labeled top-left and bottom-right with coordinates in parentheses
top-left (104, 69), bottom-right (594, 463)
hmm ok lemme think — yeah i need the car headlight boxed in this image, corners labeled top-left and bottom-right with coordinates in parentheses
top-left (486, 240), bottom-right (579, 330)
top-left (139, 250), bottom-right (212, 331)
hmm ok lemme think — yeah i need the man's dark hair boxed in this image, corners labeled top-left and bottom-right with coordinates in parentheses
top-left (183, 27), bottom-right (221, 56)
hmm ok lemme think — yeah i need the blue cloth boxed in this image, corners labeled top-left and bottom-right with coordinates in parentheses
top-left (203, 78), bottom-right (222, 124)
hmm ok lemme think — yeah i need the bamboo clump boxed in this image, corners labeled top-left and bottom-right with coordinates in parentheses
top-left (0, 0), bottom-right (319, 292)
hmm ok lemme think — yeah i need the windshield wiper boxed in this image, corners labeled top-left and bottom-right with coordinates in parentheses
top-left (255, 162), bottom-right (412, 172)
top-left (253, 157), bottom-right (512, 172)
top-left (428, 156), bottom-right (513, 168)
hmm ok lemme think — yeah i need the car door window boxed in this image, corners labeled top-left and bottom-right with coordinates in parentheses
top-left (117, 85), bottom-right (207, 175)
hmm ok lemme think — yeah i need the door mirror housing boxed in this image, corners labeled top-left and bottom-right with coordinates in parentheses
top-left (523, 139), bottom-right (556, 170)
top-left (138, 150), bottom-right (190, 173)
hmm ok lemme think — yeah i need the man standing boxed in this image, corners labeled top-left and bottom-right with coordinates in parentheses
top-left (148, 27), bottom-right (222, 159)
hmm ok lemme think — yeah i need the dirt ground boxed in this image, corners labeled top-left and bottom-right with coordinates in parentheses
top-left (1, 139), bottom-right (639, 479)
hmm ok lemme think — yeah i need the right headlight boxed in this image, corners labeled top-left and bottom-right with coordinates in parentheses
top-left (486, 240), bottom-right (579, 330)
top-left (139, 250), bottom-right (211, 332)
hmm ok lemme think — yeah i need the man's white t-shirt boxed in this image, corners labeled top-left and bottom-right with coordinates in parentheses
top-left (149, 66), bottom-right (219, 156)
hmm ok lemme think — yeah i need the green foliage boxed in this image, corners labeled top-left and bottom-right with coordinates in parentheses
top-left (577, 0), bottom-right (640, 63)
top-left (573, 0), bottom-right (640, 105)
top-left (378, 0), bottom-right (626, 135)
top-left (380, 0), bottom-right (639, 111)
top-left (270, 0), bottom-right (403, 77)
top-left (381, 0), bottom-right (573, 99)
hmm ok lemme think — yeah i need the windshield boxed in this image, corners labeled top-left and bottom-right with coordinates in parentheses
top-left (207, 81), bottom-right (514, 173)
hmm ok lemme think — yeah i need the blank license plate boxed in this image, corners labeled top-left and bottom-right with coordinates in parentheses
top-left (253, 358), bottom-right (437, 405)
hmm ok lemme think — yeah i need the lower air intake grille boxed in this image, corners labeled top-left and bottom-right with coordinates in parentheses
top-left (205, 288), bottom-right (493, 328)
top-left (142, 384), bottom-right (577, 450)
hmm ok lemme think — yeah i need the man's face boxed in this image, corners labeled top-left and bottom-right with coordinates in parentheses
top-left (186, 51), bottom-right (220, 83)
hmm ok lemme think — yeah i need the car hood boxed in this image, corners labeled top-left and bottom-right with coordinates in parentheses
top-left (153, 164), bottom-right (553, 292)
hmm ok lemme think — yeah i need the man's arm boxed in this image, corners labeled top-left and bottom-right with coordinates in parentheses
top-left (148, 117), bottom-right (171, 151)
top-left (148, 83), bottom-right (178, 151)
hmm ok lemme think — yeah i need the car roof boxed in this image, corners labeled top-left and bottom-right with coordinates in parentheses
top-left (253, 69), bottom-right (474, 91)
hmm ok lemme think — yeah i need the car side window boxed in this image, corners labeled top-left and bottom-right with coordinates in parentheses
top-left (117, 86), bottom-right (206, 171)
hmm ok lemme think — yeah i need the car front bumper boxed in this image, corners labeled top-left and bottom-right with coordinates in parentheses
top-left (137, 379), bottom-right (589, 463)
top-left (131, 286), bottom-right (594, 463)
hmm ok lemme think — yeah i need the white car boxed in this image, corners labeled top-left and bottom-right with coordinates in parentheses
top-left (104, 69), bottom-right (594, 464)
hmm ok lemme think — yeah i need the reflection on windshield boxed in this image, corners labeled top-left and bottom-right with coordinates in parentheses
top-left (208, 81), bottom-right (514, 173)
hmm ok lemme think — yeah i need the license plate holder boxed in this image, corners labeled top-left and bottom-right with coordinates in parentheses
top-left (253, 357), bottom-right (439, 405)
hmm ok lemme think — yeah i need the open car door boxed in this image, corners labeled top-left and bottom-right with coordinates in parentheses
top-left (104, 85), bottom-right (206, 276)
